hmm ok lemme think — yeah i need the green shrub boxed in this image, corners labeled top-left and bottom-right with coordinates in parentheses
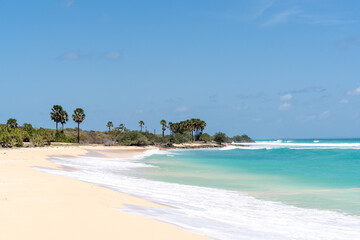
top-left (14, 135), bottom-right (24, 147)
top-left (31, 133), bottom-right (45, 147)
top-left (117, 131), bottom-right (150, 146)
top-left (232, 134), bottom-right (253, 143)
top-left (0, 131), bottom-right (12, 148)
top-left (36, 128), bottom-right (53, 145)
top-left (199, 133), bottom-right (212, 143)
top-left (174, 132), bottom-right (191, 144)
top-left (0, 128), bottom-right (24, 148)
top-left (54, 130), bottom-right (75, 143)
top-left (213, 132), bottom-right (228, 145)
top-left (23, 123), bottom-right (34, 141)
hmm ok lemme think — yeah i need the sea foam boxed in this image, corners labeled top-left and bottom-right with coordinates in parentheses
top-left (232, 141), bottom-right (360, 150)
top-left (35, 149), bottom-right (360, 240)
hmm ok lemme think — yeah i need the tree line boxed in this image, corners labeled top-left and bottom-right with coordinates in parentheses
top-left (50, 105), bottom-right (85, 143)
top-left (0, 105), bottom-right (253, 148)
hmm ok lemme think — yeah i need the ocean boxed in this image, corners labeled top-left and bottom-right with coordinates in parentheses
top-left (39, 139), bottom-right (360, 240)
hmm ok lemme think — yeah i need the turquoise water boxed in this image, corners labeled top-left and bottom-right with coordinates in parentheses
top-left (43, 139), bottom-right (360, 239)
top-left (135, 139), bottom-right (360, 215)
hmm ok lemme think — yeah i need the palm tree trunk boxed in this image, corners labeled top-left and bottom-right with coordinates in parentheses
top-left (56, 122), bottom-right (58, 131)
top-left (77, 123), bottom-right (80, 143)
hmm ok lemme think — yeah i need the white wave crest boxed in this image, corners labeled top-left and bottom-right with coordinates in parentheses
top-left (233, 141), bottom-right (360, 150)
top-left (36, 154), bottom-right (360, 240)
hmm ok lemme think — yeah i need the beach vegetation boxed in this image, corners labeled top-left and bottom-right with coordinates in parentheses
top-left (160, 120), bottom-right (167, 137)
top-left (199, 133), bottom-right (212, 143)
top-left (72, 108), bottom-right (86, 143)
top-left (60, 110), bottom-right (69, 131)
top-left (213, 132), bottom-right (227, 145)
top-left (106, 121), bottom-right (114, 132)
top-left (117, 131), bottom-right (150, 146)
top-left (139, 121), bottom-right (145, 132)
top-left (232, 134), bottom-right (253, 143)
top-left (7, 118), bottom-right (18, 128)
top-left (50, 105), bottom-right (64, 131)
top-left (0, 106), bottom-right (253, 148)
top-left (0, 126), bottom-right (24, 147)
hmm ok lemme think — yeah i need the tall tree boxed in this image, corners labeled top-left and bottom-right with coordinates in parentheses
top-left (118, 123), bottom-right (127, 132)
top-left (106, 121), bottom-right (114, 132)
top-left (60, 110), bottom-right (69, 131)
top-left (160, 120), bottom-right (167, 137)
top-left (50, 105), bottom-right (63, 130)
top-left (139, 120), bottom-right (145, 132)
top-left (168, 122), bottom-right (174, 134)
top-left (7, 118), bottom-right (18, 128)
top-left (72, 108), bottom-right (86, 143)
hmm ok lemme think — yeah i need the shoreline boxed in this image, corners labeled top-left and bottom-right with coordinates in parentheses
top-left (42, 144), bottom-right (360, 240)
top-left (0, 146), bottom-right (209, 240)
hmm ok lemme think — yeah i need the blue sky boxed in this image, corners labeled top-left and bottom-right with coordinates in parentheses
top-left (1, 0), bottom-right (360, 139)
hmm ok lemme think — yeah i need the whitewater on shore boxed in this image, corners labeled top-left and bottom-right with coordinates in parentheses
top-left (38, 142), bottom-right (360, 240)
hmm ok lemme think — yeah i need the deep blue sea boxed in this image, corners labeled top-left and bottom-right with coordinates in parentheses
top-left (40, 139), bottom-right (360, 240)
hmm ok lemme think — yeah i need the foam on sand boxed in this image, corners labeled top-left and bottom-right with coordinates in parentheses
top-left (36, 149), bottom-right (360, 240)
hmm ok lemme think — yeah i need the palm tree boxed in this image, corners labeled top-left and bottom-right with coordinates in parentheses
top-left (168, 122), bottom-right (173, 134)
top-left (106, 121), bottom-right (113, 132)
top-left (160, 120), bottom-right (167, 137)
top-left (187, 119), bottom-right (196, 141)
top-left (72, 108), bottom-right (86, 143)
top-left (199, 120), bottom-right (207, 135)
top-left (60, 110), bottom-right (69, 131)
top-left (50, 105), bottom-right (63, 130)
top-left (118, 123), bottom-right (127, 132)
top-left (7, 118), bottom-right (18, 128)
top-left (139, 120), bottom-right (145, 132)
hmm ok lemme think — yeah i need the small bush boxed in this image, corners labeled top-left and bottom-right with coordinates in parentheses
top-left (199, 133), bottom-right (212, 143)
top-left (0, 131), bottom-right (12, 148)
top-left (117, 131), bottom-right (150, 146)
top-left (31, 134), bottom-right (45, 147)
top-left (232, 134), bottom-right (253, 143)
top-left (174, 132), bottom-right (191, 144)
top-left (213, 132), bottom-right (228, 145)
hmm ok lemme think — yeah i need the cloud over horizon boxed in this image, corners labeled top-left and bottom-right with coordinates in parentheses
top-left (263, 10), bottom-right (300, 26)
top-left (281, 94), bottom-right (293, 101)
top-left (278, 103), bottom-right (292, 111)
top-left (57, 50), bottom-right (122, 61)
top-left (66, 0), bottom-right (74, 7)
top-left (347, 87), bottom-right (360, 95)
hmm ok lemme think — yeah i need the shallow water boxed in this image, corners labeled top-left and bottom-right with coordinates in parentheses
top-left (38, 139), bottom-right (360, 240)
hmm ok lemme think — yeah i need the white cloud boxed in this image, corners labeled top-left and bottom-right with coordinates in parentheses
top-left (58, 50), bottom-right (122, 60)
top-left (105, 51), bottom-right (121, 60)
top-left (278, 103), bottom-right (292, 111)
top-left (347, 87), bottom-right (360, 96)
top-left (319, 111), bottom-right (331, 120)
top-left (136, 109), bottom-right (144, 114)
top-left (304, 115), bottom-right (316, 121)
top-left (254, 1), bottom-right (274, 19)
top-left (66, 0), bottom-right (74, 7)
top-left (263, 10), bottom-right (300, 26)
top-left (338, 35), bottom-right (360, 47)
top-left (58, 51), bottom-right (80, 60)
top-left (281, 94), bottom-right (293, 101)
top-left (176, 106), bottom-right (188, 112)
top-left (340, 99), bottom-right (349, 104)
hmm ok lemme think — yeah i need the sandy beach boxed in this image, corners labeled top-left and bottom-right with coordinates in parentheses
top-left (0, 146), bottom-right (208, 240)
